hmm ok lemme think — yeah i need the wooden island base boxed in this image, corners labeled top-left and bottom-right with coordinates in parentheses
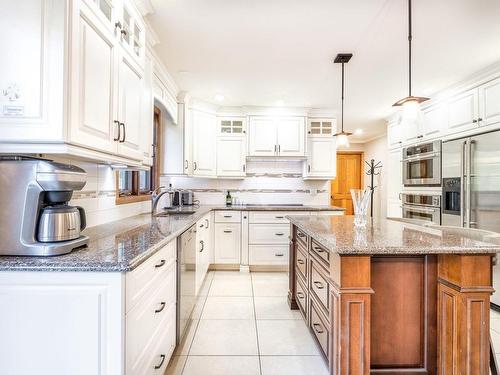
top-left (288, 225), bottom-right (494, 375)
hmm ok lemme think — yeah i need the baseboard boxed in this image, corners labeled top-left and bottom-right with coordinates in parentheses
top-left (249, 265), bottom-right (288, 272)
top-left (208, 264), bottom-right (240, 271)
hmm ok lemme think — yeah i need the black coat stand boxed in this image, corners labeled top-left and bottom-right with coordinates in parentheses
top-left (365, 159), bottom-right (383, 218)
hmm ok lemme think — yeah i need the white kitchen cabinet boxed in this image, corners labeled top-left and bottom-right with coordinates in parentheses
top-left (386, 148), bottom-right (403, 218)
top-left (387, 119), bottom-right (404, 149)
top-left (116, 55), bottom-right (144, 160)
top-left (276, 117), bottom-right (305, 156)
top-left (140, 50), bottom-right (154, 166)
top-left (248, 116), bottom-right (305, 157)
top-left (118, 2), bottom-right (146, 68)
top-left (307, 119), bottom-right (335, 136)
top-left (217, 137), bottom-right (246, 177)
top-left (478, 77), bottom-right (500, 128)
top-left (447, 88), bottom-right (479, 134)
top-left (248, 117), bottom-right (277, 156)
top-left (214, 223), bottom-right (241, 264)
top-left (218, 117), bottom-right (246, 136)
top-left (196, 213), bottom-right (212, 292)
top-left (304, 137), bottom-right (336, 179)
top-left (421, 103), bottom-right (446, 139)
top-left (192, 110), bottom-right (217, 177)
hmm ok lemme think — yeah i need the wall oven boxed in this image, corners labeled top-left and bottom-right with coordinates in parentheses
top-left (401, 193), bottom-right (441, 224)
top-left (402, 140), bottom-right (442, 186)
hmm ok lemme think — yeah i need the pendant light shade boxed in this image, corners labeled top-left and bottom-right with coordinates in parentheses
top-left (393, 0), bottom-right (429, 109)
top-left (333, 53), bottom-right (353, 147)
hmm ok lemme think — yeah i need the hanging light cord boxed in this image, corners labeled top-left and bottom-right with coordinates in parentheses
top-left (341, 62), bottom-right (345, 133)
top-left (408, 0), bottom-right (412, 97)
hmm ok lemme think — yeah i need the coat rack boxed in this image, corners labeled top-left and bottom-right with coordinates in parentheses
top-left (365, 159), bottom-right (383, 218)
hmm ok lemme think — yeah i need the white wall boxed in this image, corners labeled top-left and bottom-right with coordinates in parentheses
top-left (45, 155), bottom-right (151, 228)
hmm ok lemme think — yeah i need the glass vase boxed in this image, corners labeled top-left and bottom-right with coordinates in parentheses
top-left (350, 188), bottom-right (371, 227)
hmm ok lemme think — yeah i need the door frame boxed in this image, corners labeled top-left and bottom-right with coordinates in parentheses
top-left (331, 151), bottom-right (365, 207)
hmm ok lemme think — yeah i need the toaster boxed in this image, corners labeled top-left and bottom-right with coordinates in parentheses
top-left (181, 191), bottom-right (195, 205)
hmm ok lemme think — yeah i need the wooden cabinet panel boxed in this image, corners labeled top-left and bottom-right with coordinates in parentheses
top-left (296, 246), bottom-right (308, 280)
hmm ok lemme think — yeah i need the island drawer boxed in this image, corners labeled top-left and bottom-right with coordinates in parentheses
top-left (310, 298), bottom-right (330, 361)
top-left (295, 275), bottom-right (308, 320)
top-left (296, 228), bottom-right (308, 247)
top-left (311, 239), bottom-right (330, 267)
top-left (249, 224), bottom-right (290, 244)
top-left (296, 246), bottom-right (308, 280)
top-left (310, 259), bottom-right (330, 318)
top-left (214, 210), bottom-right (241, 223)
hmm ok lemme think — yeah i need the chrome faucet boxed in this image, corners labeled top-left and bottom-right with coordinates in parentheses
top-left (151, 186), bottom-right (170, 214)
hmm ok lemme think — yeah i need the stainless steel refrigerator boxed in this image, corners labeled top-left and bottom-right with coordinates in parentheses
top-left (442, 129), bottom-right (500, 305)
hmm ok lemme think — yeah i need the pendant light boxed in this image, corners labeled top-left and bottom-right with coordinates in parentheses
top-left (393, 0), bottom-right (429, 121)
top-left (333, 53), bottom-right (353, 148)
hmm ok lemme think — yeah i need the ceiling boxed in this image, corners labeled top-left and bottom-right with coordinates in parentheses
top-left (146, 0), bottom-right (500, 141)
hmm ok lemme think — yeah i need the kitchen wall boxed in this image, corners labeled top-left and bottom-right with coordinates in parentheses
top-left (160, 160), bottom-right (330, 206)
top-left (45, 155), bottom-right (151, 228)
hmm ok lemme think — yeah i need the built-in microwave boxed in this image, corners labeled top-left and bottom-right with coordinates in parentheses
top-left (402, 140), bottom-right (442, 186)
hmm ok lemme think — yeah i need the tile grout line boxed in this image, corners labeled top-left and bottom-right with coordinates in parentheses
top-left (180, 272), bottom-right (216, 375)
top-left (251, 272), bottom-right (264, 375)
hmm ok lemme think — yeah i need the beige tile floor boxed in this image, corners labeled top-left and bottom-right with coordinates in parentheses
top-left (491, 309), bottom-right (500, 370)
top-left (166, 271), bottom-right (328, 375)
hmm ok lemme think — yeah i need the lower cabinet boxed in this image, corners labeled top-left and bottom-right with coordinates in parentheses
top-left (214, 223), bottom-right (241, 264)
top-left (196, 213), bottom-right (212, 292)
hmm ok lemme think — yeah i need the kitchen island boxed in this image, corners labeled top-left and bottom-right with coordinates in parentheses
top-left (287, 215), bottom-right (500, 375)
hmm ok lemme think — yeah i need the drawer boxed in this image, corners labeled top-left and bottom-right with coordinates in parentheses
top-left (310, 299), bottom-right (330, 360)
top-left (296, 228), bottom-right (308, 248)
top-left (249, 211), bottom-right (296, 224)
top-left (296, 246), bottom-right (307, 280)
top-left (310, 260), bottom-right (330, 317)
top-left (126, 240), bottom-right (176, 313)
top-left (311, 239), bottom-right (330, 266)
top-left (126, 264), bottom-right (176, 373)
top-left (249, 245), bottom-right (288, 265)
top-left (214, 210), bottom-right (241, 223)
top-left (249, 224), bottom-right (290, 244)
top-left (295, 275), bottom-right (308, 320)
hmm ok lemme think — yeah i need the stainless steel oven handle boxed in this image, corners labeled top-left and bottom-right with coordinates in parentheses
top-left (402, 152), bottom-right (441, 162)
top-left (402, 205), bottom-right (440, 214)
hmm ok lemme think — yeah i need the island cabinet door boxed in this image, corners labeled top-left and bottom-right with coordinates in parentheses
top-left (437, 254), bottom-right (493, 375)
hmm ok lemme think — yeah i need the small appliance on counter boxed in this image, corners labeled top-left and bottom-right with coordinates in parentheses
top-left (0, 155), bottom-right (89, 256)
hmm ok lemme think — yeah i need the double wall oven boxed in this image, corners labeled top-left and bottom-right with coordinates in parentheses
top-left (401, 193), bottom-right (441, 224)
top-left (402, 140), bottom-right (442, 186)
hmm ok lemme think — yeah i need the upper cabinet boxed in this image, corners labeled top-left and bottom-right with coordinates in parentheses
top-left (447, 88), bottom-right (479, 133)
top-left (478, 77), bottom-right (500, 128)
top-left (248, 116), bottom-right (305, 157)
top-left (421, 104), bottom-right (446, 139)
top-left (216, 117), bottom-right (247, 178)
top-left (307, 119), bottom-right (334, 137)
top-left (218, 117), bottom-right (246, 136)
top-left (192, 110), bottom-right (217, 177)
top-left (304, 118), bottom-right (336, 179)
top-left (387, 119), bottom-right (404, 149)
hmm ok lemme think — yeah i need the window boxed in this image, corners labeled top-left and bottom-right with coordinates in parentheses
top-left (115, 106), bottom-right (162, 205)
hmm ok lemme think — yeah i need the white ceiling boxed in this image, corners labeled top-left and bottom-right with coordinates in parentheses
top-left (147, 0), bottom-right (500, 141)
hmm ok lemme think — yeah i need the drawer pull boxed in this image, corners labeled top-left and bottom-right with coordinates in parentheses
top-left (275, 233), bottom-right (285, 236)
top-left (275, 216), bottom-right (284, 219)
top-left (223, 230), bottom-right (233, 233)
top-left (297, 259), bottom-right (305, 265)
top-left (155, 302), bottom-right (166, 313)
top-left (223, 215), bottom-right (233, 218)
top-left (275, 253), bottom-right (284, 257)
top-left (155, 259), bottom-right (166, 268)
top-left (313, 281), bottom-right (324, 289)
top-left (200, 240), bottom-right (204, 252)
top-left (297, 232), bottom-right (305, 238)
top-left (154, 354), bottom-right (166, 370)
top-left (313, 246), bottom-right (325, 253)
top-left (313, 323), bottom-right (324, 334)
top-left (297, 291), bottom-right (305, 299)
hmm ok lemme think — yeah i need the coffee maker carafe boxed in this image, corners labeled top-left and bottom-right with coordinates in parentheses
top-left (0, 156), bottom-right (89, 256)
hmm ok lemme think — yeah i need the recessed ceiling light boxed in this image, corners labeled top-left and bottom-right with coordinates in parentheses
top-left (354, 128), bottom-right (363, 135)
top-left (214, 94), bottom-right (225, 102)
top-left (275, 100), bottom-right (285, 106)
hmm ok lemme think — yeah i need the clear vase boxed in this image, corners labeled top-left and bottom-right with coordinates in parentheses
top-left (350, 188), bottom-right (371, 227)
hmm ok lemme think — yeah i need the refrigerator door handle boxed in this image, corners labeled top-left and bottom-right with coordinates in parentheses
top-left (466, 139), bottom-right (473, 228)
top-left (460, 140), bottom-right (466, 227)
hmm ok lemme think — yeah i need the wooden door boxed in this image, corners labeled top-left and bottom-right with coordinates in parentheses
top-left (331, 153), bottom-right (363, 214)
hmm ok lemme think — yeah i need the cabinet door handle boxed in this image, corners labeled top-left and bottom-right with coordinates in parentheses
top-left (243, 164), bottom-right (246, 172)
top-left (275, 253), bottom-right (284, 257)
top-left (119, 122), bottom-right (126, 143)
top-left (313, 323), bottom-right (324, 334)
top-left (155, 302), bottom-right (166, 313)
top-left (223, 230), bottom-right (233, 233)
top-left (185, 160), bottom-right (189, 170)
top-left (199, 240), bottom-right (204, 252)
top-left (478, 118), bottom-right (483, 122)
top-left (278, 145), bottom-right (281, 154)
top-left (473, 119), bottom-right (478, 123)
top-left (155, 259), bottom-right (166, 268)
top-left (297, 291), bottom-right (305, 299)
top-left (297, 259), bottom-right (305, 265)
top-left (308, 164), bottom-right (311, 172)
top-left (193, 162), bottom-right (197, 170)
top-left (121, 28), bottom-right (127, 37)
top-left (297, 232), bottom-right (305, 238)
top-left (313, 246), bottom-right (325, 253)
top-left (113, 120), bottom-right (121, 141)
top-left (313, 280), bottom-right (324, 289)
top-left (223, 215), bottom-right (232, 218)
top-left (275, 233), bottom-right (284, 236)
top-left (114, 21), bottom-right (122, 30)
top-left (274, 145), bottom-right (277, 154)
top-left (154, 354), bottom-right (166, 370)
top-left (275, 216), bottom-right (284, 219)
top-left (205, 219), bottom-right (209, 228)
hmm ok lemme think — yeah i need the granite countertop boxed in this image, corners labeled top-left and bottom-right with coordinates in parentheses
top-left (0, 205), bottom-right (343, 272)
top-left (287, 215), bottom-right (500, 255)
